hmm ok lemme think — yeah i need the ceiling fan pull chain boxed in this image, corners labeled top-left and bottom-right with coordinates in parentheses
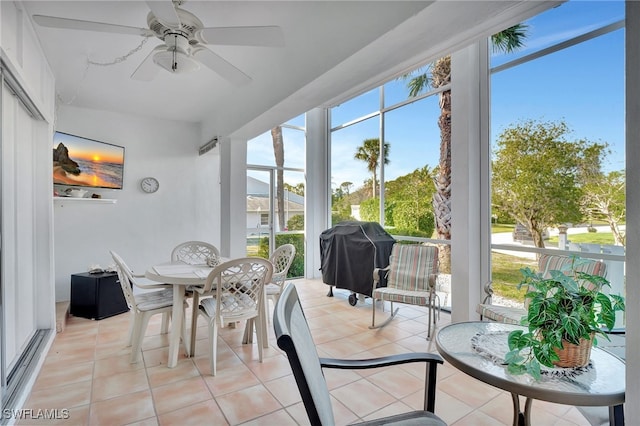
top-left (172, 35), bottom-right (178, 71)
top-left (56, 36), bottom-right (152, 112)
top-left (88, 36), bottom-right (152, 67)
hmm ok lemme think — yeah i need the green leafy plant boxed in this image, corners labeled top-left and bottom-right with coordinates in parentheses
top-left (505, 257), bottom-right (625, 379)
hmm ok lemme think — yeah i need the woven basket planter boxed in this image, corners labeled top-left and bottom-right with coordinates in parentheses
top-left (553, 335), bottom-right (593, 368)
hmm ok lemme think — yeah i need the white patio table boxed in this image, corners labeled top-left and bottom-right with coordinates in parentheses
top-left (145, 261), bottom-right (213, 368)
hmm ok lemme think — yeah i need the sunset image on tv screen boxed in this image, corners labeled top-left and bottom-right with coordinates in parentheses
top-left (53, 132), bottom-right (125, 189)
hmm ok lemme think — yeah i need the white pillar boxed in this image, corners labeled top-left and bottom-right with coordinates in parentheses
top-left (305, 108), bottom-right (330, 279)
top-left (625, 0), bottom-right (640, 418)
top-left (219, 136), bottom-right (248, 259)
top-left (450, 40), bottom-right (490, 322)
top-left (557, 225), bottom-right (568, 250)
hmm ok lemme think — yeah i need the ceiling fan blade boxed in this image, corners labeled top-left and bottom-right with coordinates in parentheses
top-left (198, 26), bottom-right (285, 47)
top-left (131, 47), bottom-right (162, 81)
top-left (32, 15), bottom-right (154, 37)
top-left (145, 0), bottom-right (181, 28)
top-left (193, 47), bottom-right (251, 86)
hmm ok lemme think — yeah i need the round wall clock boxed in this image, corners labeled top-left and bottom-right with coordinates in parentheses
top-left (140, 177), bottom-right (159, 193)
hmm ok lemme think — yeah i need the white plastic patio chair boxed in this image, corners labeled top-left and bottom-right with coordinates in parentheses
top-left (171, 241), bottom-right (220, 356)
top-left (194, 257), bottom-right (273, 375)
top-left (265, 243), bottom-right (296, 319)
top-left (110, 250), bottom-right (188, 363)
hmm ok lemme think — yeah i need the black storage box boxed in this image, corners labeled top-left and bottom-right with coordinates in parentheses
top-left (320, 221), bottom-right (395, 302)
top-left (70, 272), bottom-right (129, 320)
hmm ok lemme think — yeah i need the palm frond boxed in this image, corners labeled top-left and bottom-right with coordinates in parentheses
top-left (491, 23), bottom-right (528, 53)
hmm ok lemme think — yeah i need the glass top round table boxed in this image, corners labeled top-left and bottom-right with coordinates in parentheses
top-left (435, 321), bottom-right (625, 426)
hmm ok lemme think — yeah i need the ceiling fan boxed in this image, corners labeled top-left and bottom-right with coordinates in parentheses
top-left (32, 0), bottom-right (284, 85)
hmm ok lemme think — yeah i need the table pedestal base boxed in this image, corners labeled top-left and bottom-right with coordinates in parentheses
top-left (511, 393), bottom-right (532, 426)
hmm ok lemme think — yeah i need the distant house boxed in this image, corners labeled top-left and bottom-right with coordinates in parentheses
top-left (247, 176), bottom-right (304, 233)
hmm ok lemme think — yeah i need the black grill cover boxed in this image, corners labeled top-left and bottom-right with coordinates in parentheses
top-left (320, 221), bottom-right (395, 296)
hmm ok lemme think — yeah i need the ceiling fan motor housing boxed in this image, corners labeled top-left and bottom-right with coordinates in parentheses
top-left (153, 33), bottom-right (200, 73)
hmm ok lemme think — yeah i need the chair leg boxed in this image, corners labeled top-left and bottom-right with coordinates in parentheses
top-left (190, 292), bottom-right (200, 357)
top-left (427, 300), bottom-right (432, 341)
top-left (371, 296), bottom-right (377, 327)
top-left (243, 319), bottom-right (254, 344)
top-left (369, 299), bottom-right (399, 329)
top-left (181, 304), bottom-right (190, 357)
top-left (209, 318), bottom-right (218, 376)
top-left (426, 292), bottom-right (440, 341)
top-left (160, 312), bottom-right (170, 334)
top-left (130, 312), bottom-right (151, 363)
top-left (260, 296), bottom-right (269, 349)
top-left (256, 315), bottom-right (264, 363)
top-left (127, 311), bottom-right (136, 346)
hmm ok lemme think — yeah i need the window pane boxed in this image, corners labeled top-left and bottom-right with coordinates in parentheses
top-left (331, 116), bottom-right (379, 224)
top-left (489, 4), bottom-right (625, 319)
top-left (285, 113), bottom-right (305, 128)
top-left (491, 0), bottom-right (624, 69)
top-left (281, 127), bottom-right (305, 169)
top-left (248, 125), bottom-right (306, 168)
top-left (384, 67), bottom-right (430, 108)
top-left (331, 88), bottom-right (379, 128)
top-left (383, 97), bottom-right (440, 238)
top-left (384, 97), bottom-right (440, 180)
top-left (492, 30), bottom-right (624, 171)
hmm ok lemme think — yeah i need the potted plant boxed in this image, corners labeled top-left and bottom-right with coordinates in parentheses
top-left (505, 256), bottom-right (625, 379)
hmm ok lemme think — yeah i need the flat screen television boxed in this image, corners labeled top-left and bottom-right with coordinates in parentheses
top-left (53, 131), bottom-right (125, 190)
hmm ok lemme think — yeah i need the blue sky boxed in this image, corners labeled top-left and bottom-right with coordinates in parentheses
top-left (249, 0), bottom-right (625, 190)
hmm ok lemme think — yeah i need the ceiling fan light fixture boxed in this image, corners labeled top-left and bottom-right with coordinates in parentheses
top-left (153, 33), bottom-right (199, 74)
top-left (153, 49), bottom-right (200, 74)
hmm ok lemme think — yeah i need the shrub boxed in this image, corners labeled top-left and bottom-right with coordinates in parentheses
top-left (257, 233), bottom-right (304, 278)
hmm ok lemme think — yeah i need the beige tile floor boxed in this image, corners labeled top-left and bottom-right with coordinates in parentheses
top-left (22, 278), bottom-right (592, 425)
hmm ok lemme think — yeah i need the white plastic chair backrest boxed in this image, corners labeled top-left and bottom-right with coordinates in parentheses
top-left (386, 244), bottom-right (439, 291)
top-left (201, 257), bottom-right (273, 320)
top-left (110, 250), bottom-right (138, 310)
top-left (270, 244), bottom-right (296, 284)
top-left (171, 241), bottom-right (220, 265)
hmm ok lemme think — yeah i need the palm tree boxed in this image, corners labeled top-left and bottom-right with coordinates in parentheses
top-left (354, 138), bottom-right (390, 197)
top-left (406, 24), bottom-right (527, 270)
top-left (271, 126), bottom-right (285, 233)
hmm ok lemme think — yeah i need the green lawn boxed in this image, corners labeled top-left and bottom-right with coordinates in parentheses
top-left (489, 226), bottom-right (617, 303)
top-left (490, 252), bottom-right (535, 302)
top-left (549, 232), bottom-right (615, 245)
top-left (491, 223), bottom-right (515, 233)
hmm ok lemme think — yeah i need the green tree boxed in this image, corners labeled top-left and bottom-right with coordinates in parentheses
top-left (359, 197), bottom-right (382, 222)
top-left (340, 181), bottom-right (353, 196)
top-left (354, 138), bottom-right (390, 197)
top-left (492, 120), bottom-right (605, 248)
top-left (284, 182), bottom-right (305, 196)
top-left (581, 169), bottom-right (626, 246)
top-left (385, 166), bottom-right (436, 236)
top-left (287, 214), bottom-right (304, 231)
top-left (405, 24), bottom-right (527, 268)
top-left (331, 184), bottom-right (355, 223)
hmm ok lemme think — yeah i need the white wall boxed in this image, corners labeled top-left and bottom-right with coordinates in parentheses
top-left (54, 105), bottom-right (221, 301)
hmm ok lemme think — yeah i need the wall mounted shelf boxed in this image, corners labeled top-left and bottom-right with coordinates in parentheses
top-left (54, 197), bottom-right (117, 204)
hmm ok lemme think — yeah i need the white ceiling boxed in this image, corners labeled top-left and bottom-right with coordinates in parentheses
top-left (24, 1), bottom-right (557, 141)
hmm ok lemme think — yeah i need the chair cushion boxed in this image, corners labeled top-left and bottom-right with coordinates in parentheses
top-left (200, 293), bottom-right (257, 317)
top-left (476, 303), bottom-right (524, 324)
top-left (386, 244), bottom-right (437, 292)
top-left (135, 289), bottom-right (174, 311)
top-left (525, 254), bottom-right (607, 309)
top-left (373, 287), bottom-right (431, 305)
top-left (265, 283), bottom-right (281, 295)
